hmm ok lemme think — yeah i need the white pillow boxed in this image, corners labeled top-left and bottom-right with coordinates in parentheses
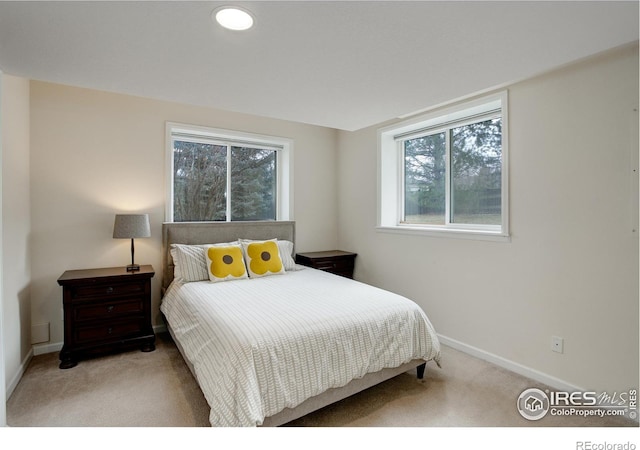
top-left (276, 240), bottom-right (296, 271)
top-left (170, 244), bottom-right (209, 282)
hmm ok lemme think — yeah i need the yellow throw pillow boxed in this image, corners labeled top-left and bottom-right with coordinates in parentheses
top-left (206, 245), bottom-right (248, 282)
top-left (241, 239), bottom-right (285, 278)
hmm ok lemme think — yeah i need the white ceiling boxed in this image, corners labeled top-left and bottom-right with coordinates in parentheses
top-left (0, 1), bottom-right (637, 131)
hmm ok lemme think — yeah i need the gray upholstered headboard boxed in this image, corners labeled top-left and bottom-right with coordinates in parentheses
top-left (162, 221), bottom-right (295, 292)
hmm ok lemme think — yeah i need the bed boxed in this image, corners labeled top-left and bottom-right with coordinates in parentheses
top-left (160, 221), bottom-right (441, 427)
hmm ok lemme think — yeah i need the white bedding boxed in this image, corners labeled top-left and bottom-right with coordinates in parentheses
top-left (160, 266), bottom-right (441, 427)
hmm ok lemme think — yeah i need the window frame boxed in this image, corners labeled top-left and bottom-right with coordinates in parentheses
top-left (165, 122), bottom-right (293, 223)
top-left (377, 91), bottom-right (509, 241)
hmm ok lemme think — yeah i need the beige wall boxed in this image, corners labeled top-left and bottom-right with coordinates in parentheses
top-left (337, 44), bottom-right (639, 392)
top-left (29, 82), bottom-right (339, 346)
top-left (1, 74), bottom-right (31, 396)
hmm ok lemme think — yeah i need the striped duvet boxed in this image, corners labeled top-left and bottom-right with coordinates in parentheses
top-left (160, 266), bottom-right (441, 427)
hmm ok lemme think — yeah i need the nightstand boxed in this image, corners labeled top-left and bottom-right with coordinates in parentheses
top-left (295, 250), bottom-right (357, 279)
top-left (57, 265), bottom-right (155, 369)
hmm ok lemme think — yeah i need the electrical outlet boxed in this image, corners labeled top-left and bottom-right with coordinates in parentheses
top-left (552, 336), bottom-right (564, 354)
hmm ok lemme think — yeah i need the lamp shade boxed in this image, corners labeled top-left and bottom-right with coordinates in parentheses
top-left (113, 214), bottom-right (151, 239)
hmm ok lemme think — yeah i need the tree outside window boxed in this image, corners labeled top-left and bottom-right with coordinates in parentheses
top-left (173, 140), bottom-right (277, 222)
top-left (403, 118), bottom-right (502, 226)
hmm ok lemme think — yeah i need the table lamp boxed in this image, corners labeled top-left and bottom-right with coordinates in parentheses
top-left (113, 214), bottom-right (151, 272)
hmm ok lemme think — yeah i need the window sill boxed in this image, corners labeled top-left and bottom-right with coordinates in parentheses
top-left (376, 225), bottom-right (511, 243)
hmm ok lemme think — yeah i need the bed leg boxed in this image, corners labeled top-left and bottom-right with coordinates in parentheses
top-left (417, 362), bottom-right (426, 379)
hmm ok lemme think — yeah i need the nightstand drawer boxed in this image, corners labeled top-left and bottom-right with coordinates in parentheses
top-left (312, 258), bottom-right (353, 272)
top-left (75, 319), bottom-right (144, 344)
top-left (73, 298), bottom-right (144, 322)
top-left (72, 281), bottom-right (145, 300)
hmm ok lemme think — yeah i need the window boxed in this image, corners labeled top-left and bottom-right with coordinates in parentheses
top-left (166, 123), bottom-right (292, 222)
top-left (378, 92), bottom-right (508, 240)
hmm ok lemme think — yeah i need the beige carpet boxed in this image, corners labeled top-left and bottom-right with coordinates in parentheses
top-left (6, 333), bottom-right (636, 428)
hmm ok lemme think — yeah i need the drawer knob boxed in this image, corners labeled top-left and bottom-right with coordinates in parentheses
top-left (106, 287), bottom-right (114, 294)
top-left (107, 327), bottom-right (113, 334)
top-left (106, 305), bottom-right (115, 313)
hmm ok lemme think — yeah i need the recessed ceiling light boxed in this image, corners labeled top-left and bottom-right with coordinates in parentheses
top-left (213, 7), bottom-right (254, 31)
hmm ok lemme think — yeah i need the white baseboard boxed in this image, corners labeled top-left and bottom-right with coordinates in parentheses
top-left (32, 341), bottom-right (63, 356)
top-left (6, 348), bottom-right (33, 399)
top-left (437, 333), bottom-right (584, 393)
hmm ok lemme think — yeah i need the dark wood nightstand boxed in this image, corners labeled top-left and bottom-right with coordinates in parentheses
top-left (295, 250), bottom-right (357, 279)
top-left (57, 265), bottom-right (155, 369)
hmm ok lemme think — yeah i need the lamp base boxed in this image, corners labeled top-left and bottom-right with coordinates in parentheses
top-left (126, 264), bottom-right (141, 272)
